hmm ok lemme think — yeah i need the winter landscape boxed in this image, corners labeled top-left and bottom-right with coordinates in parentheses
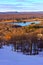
top-left (0, 0), bottom-right (43, 65)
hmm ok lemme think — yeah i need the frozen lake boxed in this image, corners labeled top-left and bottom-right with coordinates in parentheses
top-left (0, 45), bottom-right (43, 65)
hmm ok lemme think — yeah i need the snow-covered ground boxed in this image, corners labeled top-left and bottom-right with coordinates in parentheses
top-left (0, 45), bottom-right (43, 65)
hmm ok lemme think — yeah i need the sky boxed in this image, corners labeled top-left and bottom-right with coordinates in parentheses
top-left (0, 0), bottom-right (43, 12)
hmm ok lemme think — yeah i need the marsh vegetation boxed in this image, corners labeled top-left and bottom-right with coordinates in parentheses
top-left (0, 21), bottom-right (43, 55)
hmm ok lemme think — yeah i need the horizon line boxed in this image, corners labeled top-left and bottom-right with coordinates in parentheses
top-left (0, 11), bottom-right (43, 12)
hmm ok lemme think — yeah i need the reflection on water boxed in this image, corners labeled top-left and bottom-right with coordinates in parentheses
top-left (0, 44), bottom-right (43, 65)
top-left (0, 42), bottom-right (43, 55)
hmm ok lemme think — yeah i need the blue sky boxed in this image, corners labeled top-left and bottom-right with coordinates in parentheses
top-left (0, 0), bottom-right (43, 12)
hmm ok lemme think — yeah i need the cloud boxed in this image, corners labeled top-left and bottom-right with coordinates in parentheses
top-left (0, 0), bottom-right (43, 12)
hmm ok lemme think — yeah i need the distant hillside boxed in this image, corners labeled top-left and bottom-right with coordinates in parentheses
top-left (0, 11), bottom-right (43, 22)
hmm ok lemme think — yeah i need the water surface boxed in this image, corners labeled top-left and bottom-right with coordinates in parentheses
top-left (13, 21), bottom-right (40, 26)
top-left (0, 21), bottom-right (40, 26)
top-left (0, 44), bottom-right (43, 65)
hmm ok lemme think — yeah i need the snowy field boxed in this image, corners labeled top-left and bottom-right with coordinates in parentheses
top-left (0, 45), bottom-right (43, 65)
